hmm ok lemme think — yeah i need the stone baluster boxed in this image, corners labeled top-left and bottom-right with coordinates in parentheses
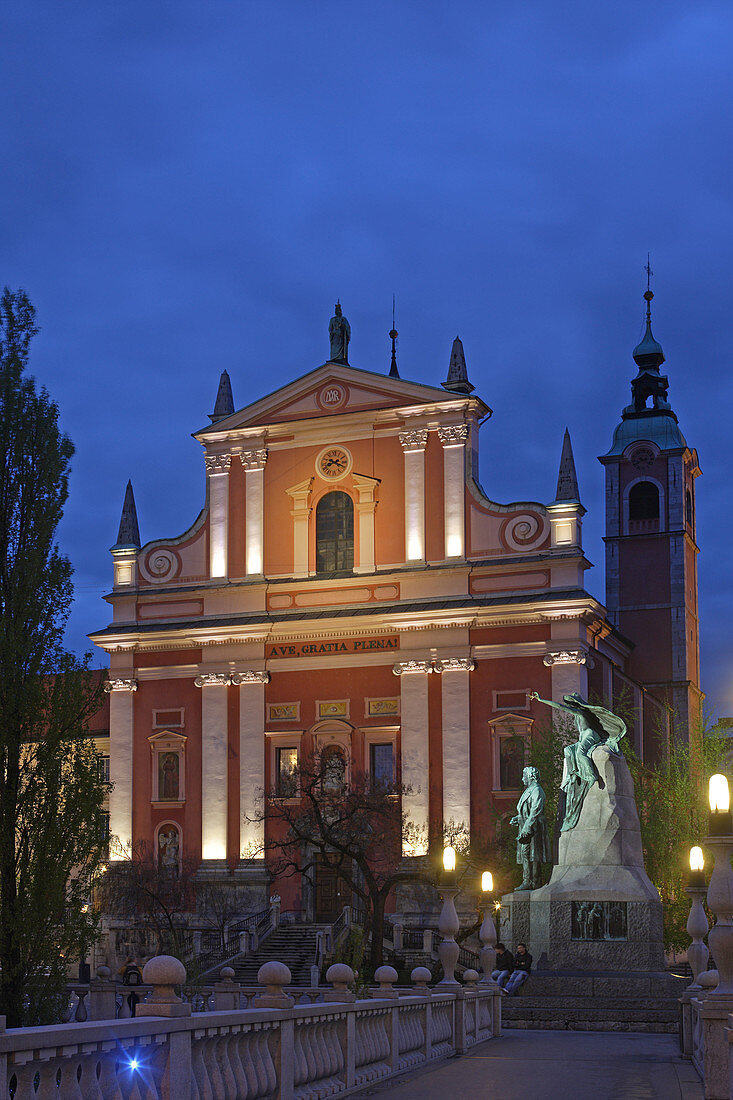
top-left (463, 969), bottom-right (479, 990)
top-left (372, 965), bottom-right (398, 1000)
top-left (136, 955), bottom-right (191, 1017)
top-left (686, 885), bottom-right (710, 989)
top-left (324, 963), bottom-right (356, 1002)
top-left (214, 966), bottom-right (241, 1011)
top-left (254, 961), bottom-right (294, 1008)
top-left (89, 966), bottom-right (117, 1020)
top-left (699, 827), bottom-right (733, 1098)
top-left (411, 966), bottom-right (432, 996)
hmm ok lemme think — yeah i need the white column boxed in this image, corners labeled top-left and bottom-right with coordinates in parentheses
top-left (438, 425), bottom-right (468, 560)
top-left (544, 650), bottom-right (589, 703)
top-left (241, 448), bottom-right (268, 576)
top-left (206, 454), bottom-right (231, 579)
top-left (106, 678), bottom-right (137, 859)
top-left (286, 477), bottom-right (314, 576)
top-left (352, 473), bottom-right (379, 573)
top-left (393, 661), bottom-right (432, 854)
top-left (195, 673), bottom-right (230, 862)
top-left (233, 670), bottom-right (270, 857)
top-left (399, 430), bottom-right (428, 563)
top-left (435, 658), bottom-right (474, 832)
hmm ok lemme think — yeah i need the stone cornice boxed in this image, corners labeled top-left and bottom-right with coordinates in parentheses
top-left (392, 660), bottom-right (433, 676)
top-left (240, 448), bottom-right (268, 471)
top-left (399, 429), bottom-right (428, 452)
top-left (205, 454), bottom-right (232, 474)
top-left (438, 425), bottom-right (469, 446)
top-left (104, 678), bottom-right (138, 693)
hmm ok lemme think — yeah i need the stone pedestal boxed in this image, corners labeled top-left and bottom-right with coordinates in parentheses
top-left (501, 744), bottom-right (664, 971)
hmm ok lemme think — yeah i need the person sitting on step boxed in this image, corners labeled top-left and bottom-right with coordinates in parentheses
top-left (491, 942), bottom-right (514, 987)
top-left (504, 942), bottom-right (532, 995)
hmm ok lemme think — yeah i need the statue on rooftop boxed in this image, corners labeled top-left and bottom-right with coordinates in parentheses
top-left (329, 301), bottom-right (350, 363)
top-left (529, 692), bottom-right (626, 832)
top-left (510, 766), bottom-right (552, 890)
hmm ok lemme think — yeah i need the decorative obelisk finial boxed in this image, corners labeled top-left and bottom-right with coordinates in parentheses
top-left (209, 369), bottom-right (235, 423)
top-left (113, 480), bottom-right (141, 549)
top-left (441, 336), bottom-right (475, 395)
top-left (389, 294), bottom-right (400, 378)
top-left (328, 300), bottom-right (350, 364)
top-left (554, 428), bottom-right (581, 504)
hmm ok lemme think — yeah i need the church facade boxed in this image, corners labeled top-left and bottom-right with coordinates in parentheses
top-left (90, 293), bottom-right (700, 917)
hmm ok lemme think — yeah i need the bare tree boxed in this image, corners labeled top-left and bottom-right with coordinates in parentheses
top-left (247, 749), bottom-right (433, 970)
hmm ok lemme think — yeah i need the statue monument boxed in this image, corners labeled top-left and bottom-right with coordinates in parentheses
top-left (500, 693), bottom-right (664, 972)
top-left (511, 766), bottom-right (551, 890)
top-left (328, 302), bottom-right (350, 363)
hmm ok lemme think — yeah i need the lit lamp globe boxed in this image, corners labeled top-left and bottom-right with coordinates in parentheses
top-left (481, 871), bottom-right (493, 894)
top-left (443, 845), bottom-right (456, 873)
top-left (708, 774), bottom-right (732, 835)
top-left (689, 846), bottom-right (705, 888)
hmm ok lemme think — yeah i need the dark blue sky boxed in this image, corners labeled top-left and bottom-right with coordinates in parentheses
top-left (2, 2), bottom-right (731, 716)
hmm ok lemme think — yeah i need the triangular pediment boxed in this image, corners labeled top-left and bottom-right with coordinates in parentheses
top-left (195, 364), bottom-right (484, 439)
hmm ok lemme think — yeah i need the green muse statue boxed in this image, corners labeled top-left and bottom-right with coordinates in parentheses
top-left (529, 691), bottom-right (626, 832)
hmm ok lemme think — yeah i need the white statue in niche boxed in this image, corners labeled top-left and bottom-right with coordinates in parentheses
top-left (158, 827), bottom-right (180, 870)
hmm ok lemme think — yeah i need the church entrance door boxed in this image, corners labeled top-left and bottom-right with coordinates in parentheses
top-left (314, 859), bottom-right (350, 922)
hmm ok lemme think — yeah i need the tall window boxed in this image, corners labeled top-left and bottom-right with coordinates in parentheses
top-left (276, 747), bottom-right (298, 797)
top-left (499, 736), bottom-right (525, 790)
top-left (370, 742), bottom-right (395, 791)
top-left (628, 481), bottom-right (659, 521)
top-left (686, 489), bottom-right (693, 531)
top-left (316, 491), bottom-right (354, 574)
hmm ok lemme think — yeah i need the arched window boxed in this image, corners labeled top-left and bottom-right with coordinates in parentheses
top-left (628, 481), bottom-right (659, 522)
top-left (320, 745), bottom-right (347, 794)
top-left (316, 491), bottom-right (354, 574)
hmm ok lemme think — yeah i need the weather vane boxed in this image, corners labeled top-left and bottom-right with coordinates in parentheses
top-left (644, 253), bottom-right (654, 292)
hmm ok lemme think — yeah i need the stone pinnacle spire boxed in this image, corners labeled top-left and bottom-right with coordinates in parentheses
top-left (113, 480), bottom-right (141, 549)
top-left (554, 428), bottom-right (580, 503)
top-left (209, 370), bottom-right (235, 424)
top-left (441, 336), bottom-right (475, 395)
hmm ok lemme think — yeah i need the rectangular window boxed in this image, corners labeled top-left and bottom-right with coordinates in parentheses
top-left (276, 747), bottom-right (298, 797)
top-left (493, 690), bottom-right (529, 712)
top-left (499, 736), bottom-right (525, 790)
top-left (98, 755), bottom-right (110, 783)
top-left (153, 709), bottom-right (184, 729)
top-left (370, 742), bottom-right (395, 790)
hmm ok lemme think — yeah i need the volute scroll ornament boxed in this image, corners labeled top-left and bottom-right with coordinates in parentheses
top-left (105, 678), bottom-right (138, 693)
top-left (194, 672), bottom-right (232, 688)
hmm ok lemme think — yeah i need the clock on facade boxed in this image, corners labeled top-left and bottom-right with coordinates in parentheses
top-left (316, 446), bottom-right (352, 480)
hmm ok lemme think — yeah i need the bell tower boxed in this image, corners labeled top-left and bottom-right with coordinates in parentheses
top-left (599, 284), bottom-right (702, 753)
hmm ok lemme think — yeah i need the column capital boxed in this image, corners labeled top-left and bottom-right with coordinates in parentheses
top-left (399, 429), bottom-right (428, 452)
top-left (434, 657), bottom-right (475, 673)
top-left (437, 424), bottom-right (468, 446)
top-left (543, 649), bottom-right (594, 668)
top-left (231, 670), bottom-right (271, 685)
top-left (105, 678), bottom-right (138, 693)
top-left (240, 448), bottom-right (268, 471)
top-left (194, 672), bottom-right (231, 688)
top-left (392, 660), bottom-right (433, 676)
top-left (205, 454), bottom-right (232, 474)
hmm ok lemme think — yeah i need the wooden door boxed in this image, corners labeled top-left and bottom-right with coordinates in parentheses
top-left (315, 861), bottom-right (349, 922)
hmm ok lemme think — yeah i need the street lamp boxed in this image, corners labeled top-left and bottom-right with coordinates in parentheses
top-left (685, 845), bottom-right (709, 988)
top-left (437, 845), bottom-right (460, 987)
top-left (479, 870), bottom-right (499, 986)
top-left (706, 774), bottom-right (733, 998)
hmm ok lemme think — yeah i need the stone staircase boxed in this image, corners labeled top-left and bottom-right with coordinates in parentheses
top-left (500, 971), bottom-right (687, 1033)
top-left (225, 926), bottom-right (321, 986)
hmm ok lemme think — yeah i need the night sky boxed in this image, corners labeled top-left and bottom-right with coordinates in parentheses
top-left (2, 3), bottom-right (731, 716)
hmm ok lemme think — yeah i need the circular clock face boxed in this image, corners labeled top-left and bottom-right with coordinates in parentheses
top-left (316, 446), bottom-right (352, 480)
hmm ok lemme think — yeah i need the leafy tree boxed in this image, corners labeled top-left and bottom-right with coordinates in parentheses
top-left (247, 749), bottom-right (431, 972)
top-left (0, 288), bottom-right (109, 1025)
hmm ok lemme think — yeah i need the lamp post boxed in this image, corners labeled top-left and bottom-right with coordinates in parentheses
top-left (686, 846), bottom-right (709, 988)
top-left (697, 774), bottom-right (733, 1095)
top-left (478, 871), bottom-right (499, 987)
top-left (679, 844), bottom-right (710, 1058)
top-left (437, 845), bottom-right (460, 987)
